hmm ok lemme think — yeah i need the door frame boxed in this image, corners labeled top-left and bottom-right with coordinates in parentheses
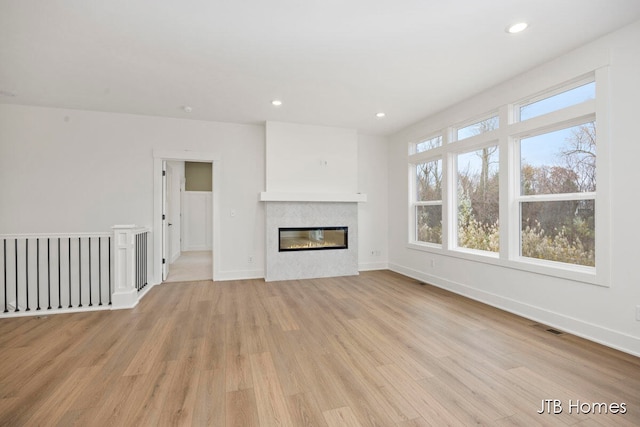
top-left (153, 150), bottom-right (220, 283)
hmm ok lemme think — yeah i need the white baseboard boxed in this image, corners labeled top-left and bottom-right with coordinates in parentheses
top-left (182, 245), bottom-right (212, 252)
top-left (389, 262), bottom-right (640, 358)
top-left (359, 261), bottom-right (389, 271)
top-left (214, 269), bottom-right (265, 282)
top-left (0, 305), bottom-right (111, 319)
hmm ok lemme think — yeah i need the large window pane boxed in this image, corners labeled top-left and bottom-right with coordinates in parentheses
top-left (457, 146), bottom-right (499, 252)
top-left (521, 200), bottom-right (595, 266)
top-left (520, 82), bottom-right (595, 121)
top-left (521, 122), bottom-right (596, 195)
top-left (416, 159), bottom-right (442, 201)
top-left (457, 116), bottom-right (498, 141)
top-left (416, 205), bottom-right (442, 244)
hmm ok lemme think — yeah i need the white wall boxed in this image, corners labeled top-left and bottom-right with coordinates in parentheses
top-left (388, 20), bottom-right (640, 356)
top-left (0, 106), bottom-right (390, 283)
top-left (357, 133), bottom-right (389, 270)
top-left (265, 121), bottom-right (358, 193)
top-left (0, 107), bottom-right (265, 282)
top-left (182, 191), bottom-right (212, 251)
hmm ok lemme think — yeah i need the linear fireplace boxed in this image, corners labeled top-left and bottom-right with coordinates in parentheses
top-left (265, 202), bottom-right (358, 281)
top-left (279, 227), bottom-right (348, 252)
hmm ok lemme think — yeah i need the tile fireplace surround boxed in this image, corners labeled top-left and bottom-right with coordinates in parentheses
top-left (264, 201), bottom-right (358, 281)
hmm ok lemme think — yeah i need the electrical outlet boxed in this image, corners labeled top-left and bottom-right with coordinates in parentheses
top-left (248, 256), bottom-right (253, 264)
top-left (636, 305), bottom-right (640, 321)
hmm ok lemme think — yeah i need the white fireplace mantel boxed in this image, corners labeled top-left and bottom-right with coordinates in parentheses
top-left (259, 192), bottom-right (367, 203)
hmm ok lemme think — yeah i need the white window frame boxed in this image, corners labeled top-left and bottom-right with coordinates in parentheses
top-left (406, 68), bottom-right (610, 287)
top-left (409, 156), bottom-right (444, 247)
top-left (410, 135), bottom-right (443, 155)
top-left (515, 74), bottom-right (596, 122)
top-left (452, 140), bottom-right (501, 257)
top-left (453, 112), bottom-right (500, 142)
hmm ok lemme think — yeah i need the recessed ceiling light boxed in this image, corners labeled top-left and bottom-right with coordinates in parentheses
top-left (376, 112), bottom-right (386, 118)
top-left (182, 105), bottom-right (193, 113)
top-left (271, 99), bottom-right (282, 107)
top-left (506, 22), bottom-right (528, 34)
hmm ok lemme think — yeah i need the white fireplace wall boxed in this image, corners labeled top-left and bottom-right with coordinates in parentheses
top-left (265, 202), bottom-right (358, 281)
top-left (265, 121), bottom-right (358, 193)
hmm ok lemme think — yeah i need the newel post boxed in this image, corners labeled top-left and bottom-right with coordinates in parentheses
top-left (111, 225), bottom-right (138, 309)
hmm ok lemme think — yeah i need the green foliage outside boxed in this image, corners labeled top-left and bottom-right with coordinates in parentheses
top-left (457, 193), bottom-right (499, 252)
top-left (417, 218), bottom-right (442, 244)
top-left (416, 122), bottom-right (596, 267)
top-left (522, 220), bottom-right (595, 266)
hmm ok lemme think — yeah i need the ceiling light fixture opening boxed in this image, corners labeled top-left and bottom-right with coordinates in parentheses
top-left (506, 22), bottom-right (528, 34)
top-left (271, 99), bottom-right (283, 107)
top-left (376, 112), bottom-right (386, 118)
top-left (182, 105), bottom-right (193, 113)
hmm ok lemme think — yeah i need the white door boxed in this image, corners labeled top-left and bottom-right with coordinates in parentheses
top-left (167, 162), bottom-right (183, 263)
top-left (162, 161), bottom-right (169, 281)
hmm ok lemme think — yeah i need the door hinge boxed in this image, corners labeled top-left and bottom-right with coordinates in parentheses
top-left (162, 258), bottom-right (166, 264)
top-left (162, 214), bottom-right (165, 220)
top-left (162, 170), bottom-right (166, 176)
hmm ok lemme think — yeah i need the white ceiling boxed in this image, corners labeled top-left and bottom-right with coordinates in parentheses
top-left (2, 1), bottom-right (640, 136)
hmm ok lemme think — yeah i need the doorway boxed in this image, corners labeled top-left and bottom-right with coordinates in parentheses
top-left (153, 150), bottom-right (221, 284)
top-left (165, 251), bottom-right (212, 282)
top-left (165, 161), bottom-right (213, 282)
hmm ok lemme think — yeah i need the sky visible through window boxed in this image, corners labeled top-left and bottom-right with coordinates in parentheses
top-left (514, 83), bottom-right (595, 172)
top-left (457, 149), bottom-right (499, 177)
top-left (459, 126), bottom-right (593, 175)
top-left (457, 116), bottom-right (499, 141)
top-left (520, 82), bottom-right (595, 121)
top-left (415, 136), bottom-right (442, 153)
top-left (412, 78), bottom-right (597, 266)
top-left (520, 127), bottom-right (576, 167)
top-left (416, 81), bottom-right (595, 192)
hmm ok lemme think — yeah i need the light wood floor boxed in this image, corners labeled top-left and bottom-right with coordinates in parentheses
top-left (1, 270), bottom-right (639, 426)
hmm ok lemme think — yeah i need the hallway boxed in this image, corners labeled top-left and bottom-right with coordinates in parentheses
top-left (165, 251), bottom-right (212, 283)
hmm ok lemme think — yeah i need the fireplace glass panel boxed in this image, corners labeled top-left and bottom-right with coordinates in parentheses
top-left (279, 227), bottom-right (348, 251)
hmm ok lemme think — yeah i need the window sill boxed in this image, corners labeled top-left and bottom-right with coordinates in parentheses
top-left (407, 242), bottom-right (603, 287)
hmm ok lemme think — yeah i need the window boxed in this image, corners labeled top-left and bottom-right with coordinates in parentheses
top-left (413, 135), bottom-right (442, 154)
top-left (518, 122), bottom-right (596, 266)
top-left (519, 81), bottom-right (595, 121)
top-left (457, 145), bottom-right (500, 252)
top-left (414, 159), bottom-right (442, 244)
top-left (407, 73), bottom-right (603, 283)
top-left (456, 115), bottom-right (499, 141)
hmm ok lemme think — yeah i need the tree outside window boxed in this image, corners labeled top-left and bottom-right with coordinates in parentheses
top-left (519, 122), bottom-right (596, 266)
top-left (457, 146), bottom-right (499, 252)
top-left (416, 159), bottom-right (442, 244)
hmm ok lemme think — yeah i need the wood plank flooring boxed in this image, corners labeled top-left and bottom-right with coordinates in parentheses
top-left (1, 270), bottom-right (639, 426)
